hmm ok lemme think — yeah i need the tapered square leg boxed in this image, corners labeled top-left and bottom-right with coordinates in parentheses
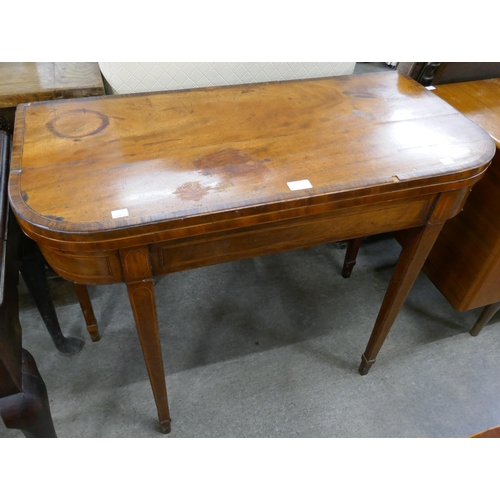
top-left (75, 283), bottom-right (100, 342)
top-left (342, 237), bottom-right (363, 278)
top-left (359, 224), bottom-right (444, 375)
top-left (120, 247), bottom-right (171, 433)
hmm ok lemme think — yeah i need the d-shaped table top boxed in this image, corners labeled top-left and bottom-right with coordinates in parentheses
top-left (9, 72), bottom-right (495, 243)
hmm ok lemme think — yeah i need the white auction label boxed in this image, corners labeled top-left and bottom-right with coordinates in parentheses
top-left (440, 157), bottom-right (454, 165)
top-left (111, 208), bottom-right (129, 219)
top-left (287, 179), bottom-right (313, 191)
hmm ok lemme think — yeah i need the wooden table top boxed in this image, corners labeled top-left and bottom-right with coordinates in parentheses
top-left (432, 78), bottom-right (500, 148)
top-left (10, 72), bottom-right (495, 240)
top-left (0, 62), bottom-right (104, 108)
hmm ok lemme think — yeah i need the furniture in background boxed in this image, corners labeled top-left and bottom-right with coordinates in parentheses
top-left (342, 74), bottom-right (500, 335)
top-left (9, 72), bottom-right (494, 433)
top-left (423, 79), bottom-right (500, 335)
top-left (0, 62), bottom-right (104, 353)
top-left (0, 62), bottom-right (105, 133)
top-left (342, 63), bottom-right (500, 280)
top-left (0, 130), bottom-right (57, 438)
top-left (396, 62), bottom-right (500, 87)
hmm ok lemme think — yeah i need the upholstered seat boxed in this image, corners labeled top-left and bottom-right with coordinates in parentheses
top-left (98, 62), bottom-right (356, 94)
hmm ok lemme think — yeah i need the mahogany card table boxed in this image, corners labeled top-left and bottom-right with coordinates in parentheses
top-left (8, 72), bottom-right (495, 433)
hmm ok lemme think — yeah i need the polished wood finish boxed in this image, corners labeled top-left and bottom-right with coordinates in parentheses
top-left (74, 284), bottom-right (100, 341)
top-left (0, 62), bottom-right (105, 108)
top-left (341, 65), bottom-right (500, 278)
top-left (0, 62), bottom-right (104, 351)
top-left (120, 246), bottom-right (171, 433)
top-left (9, 73), bottom-right (495, 431)
top-left (423, 79), bottom-right (500, 332)
top-left (359, 223), bottom-right (445, 374)
top-left (470, 425), bottom-right (500, 438)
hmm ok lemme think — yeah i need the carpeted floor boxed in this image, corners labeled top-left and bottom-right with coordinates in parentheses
top-left (2, 233), bottom-right (499, 438)
top-left (3, 63), bottom-right (499, 438)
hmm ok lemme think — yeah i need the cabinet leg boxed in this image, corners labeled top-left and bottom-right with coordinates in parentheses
top-left (0, 349), bottom-right (57, 438)
top-left (75, 284), bottom-right (100, 342)
top-left (470, 301), bottom-right (500, 337)
top-left (359, 224), bottom-right (443, 375)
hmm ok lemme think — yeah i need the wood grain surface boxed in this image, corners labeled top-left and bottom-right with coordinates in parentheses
top-left (430, 78), bottom-right (500, 146)
top-left (0, 62), bottom-right (104, 108)
top-left (424, 79), bottom-right (500, 311)
top-left (10, 73), bottom-right (494, 238)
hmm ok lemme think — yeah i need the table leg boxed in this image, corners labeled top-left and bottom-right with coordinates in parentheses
top-left (74, 284), bottom-right (100, 341)
top-left (342, 237), bottom-right (363, 278)
top-left (470, 301), bottom-right (500, 337)
top-left (120, 247), bottom-right (171, 433)
top-left (359, 224), bottom-right (444, 375)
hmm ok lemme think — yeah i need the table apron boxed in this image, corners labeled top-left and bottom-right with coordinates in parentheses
top-left (32, 186), bottom-right (472, 285)
top-left (151, 191), bottom-right (436, 274)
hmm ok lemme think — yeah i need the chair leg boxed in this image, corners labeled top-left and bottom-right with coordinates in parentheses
top-left (470, 301), bottom-right (500, 337)
top-left (19, 233), bottom-right (84, 355)
top-left (342, 238), bottom-right (363, 278)
top-left (74, 284), bottom-right (100, 342)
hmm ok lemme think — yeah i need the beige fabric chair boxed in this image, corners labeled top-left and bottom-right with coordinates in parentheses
top-left (98, 62), bottom-right (356, 94)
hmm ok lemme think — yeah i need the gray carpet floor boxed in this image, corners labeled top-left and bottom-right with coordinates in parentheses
top-left (2, 234), bottom-right (499, 438)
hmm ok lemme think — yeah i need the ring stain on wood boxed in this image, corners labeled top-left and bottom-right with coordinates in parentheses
top-left (47, 109), bottom-right (109, 139)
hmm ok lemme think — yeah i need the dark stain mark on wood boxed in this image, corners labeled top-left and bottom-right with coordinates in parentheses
top-left (21, 191), bottom-right (28, 202)
top-left (47, 109), bottom-right (109, 139)
top-left (193, 148), bottom-right (270, 182)
top-left (174, 149), bottom-right (272, 202)
top-left (174, 181), bottom-right (211, 202)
